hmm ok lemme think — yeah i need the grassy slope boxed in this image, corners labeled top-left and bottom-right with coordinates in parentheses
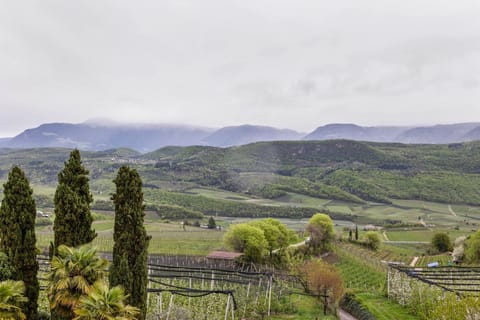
top-left (335, 242), bottom-right (421, 320)
top-left (2, 140), bottom-right (480, 207)
top-left (356, 292), bottom-right (419, 320)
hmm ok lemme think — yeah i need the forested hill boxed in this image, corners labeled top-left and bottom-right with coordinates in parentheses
top-left (1, 139), bottom-right (480, 206)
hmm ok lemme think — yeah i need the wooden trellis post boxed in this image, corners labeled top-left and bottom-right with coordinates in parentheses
top-left (224, 294), bottom-right (231, 320)
top-left (166, 294), bottom-right (174, 320)
top-left (267, 275), bottom-right (273, 316)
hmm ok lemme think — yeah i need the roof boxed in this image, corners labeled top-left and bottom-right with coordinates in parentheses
top-left (206, 251), bottom-right (243, 260)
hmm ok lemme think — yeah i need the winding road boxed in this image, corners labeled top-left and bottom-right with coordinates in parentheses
top-left (448, 205), bottom-right (457, 217)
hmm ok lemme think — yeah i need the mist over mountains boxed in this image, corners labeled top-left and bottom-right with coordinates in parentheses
top-left (0, 122), bottom-right (479, 152)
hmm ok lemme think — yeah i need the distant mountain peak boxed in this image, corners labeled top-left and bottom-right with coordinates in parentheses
top-left (203, 124), bottom-right (303, 147)
top-left (2, 121), bottom-right (480, 152)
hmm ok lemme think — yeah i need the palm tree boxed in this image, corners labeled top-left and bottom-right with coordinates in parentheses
top-left (73, 280), bottom-right (139, 320)
top-left (47, 245), bottom-right (108, 320)
top-left (0, 280), bottom-right (28, 320)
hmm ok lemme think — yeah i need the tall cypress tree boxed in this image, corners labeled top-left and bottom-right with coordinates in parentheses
top-left (0, 166), bottom-right (39, 320)
top-left (53, 149), bottom-right (96, 251)
top-left (110, 166), bottom-right (150, 320)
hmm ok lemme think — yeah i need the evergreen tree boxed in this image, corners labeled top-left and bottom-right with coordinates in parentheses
top-left (208, 216), bottom-right (217, 229)
top-left (53, 149), bottom-right (96, 251)
top-left (109, 166), bottom-right (150, 320)
top-left (0, 166), bottom-right (39, 319)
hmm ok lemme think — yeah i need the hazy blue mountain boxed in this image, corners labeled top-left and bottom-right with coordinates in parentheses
top-left (3, 122), bottom-right (480, 152)
top-left (396, 123), bottom-right (480, 144)
top-left (8, 123), bottom-right (213, 152)
top-left (0, 138), bottom-right (11, 148)
top-left (203, 125), bottom-right (303, 147)
top-left (463, 126), bottom-right (480, 142)
top-left (304, 124), bottom-right (407, 142)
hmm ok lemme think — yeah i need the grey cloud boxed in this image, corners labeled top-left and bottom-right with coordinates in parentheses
top-left (0, 0), bottom-right (479, 136)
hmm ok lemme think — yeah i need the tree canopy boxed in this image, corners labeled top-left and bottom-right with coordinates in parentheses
top-left (248, 218), bottom-right (290, 256)
top-left (109, 166), bottom-right (150, 320)
top-left (53, 149), bottom-right (96, 251)
top-left (0, 166), bottom-right (39, 319)
top-left (364, 231), bottom-right (381, 251)
top-left (306, 213), bottom-right (334, 253)
top-left (431, 232), bottom-right (452, 253)
top-left (208, 216), bottom-right (217, 229)
top-left (224, 224), bottom-right (268, 263)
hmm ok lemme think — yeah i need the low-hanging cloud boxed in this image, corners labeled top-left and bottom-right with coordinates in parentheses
top-left (0, 0), bottom-right (479, 136)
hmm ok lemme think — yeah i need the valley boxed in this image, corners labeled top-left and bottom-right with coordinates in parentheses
top-left (2, 139), bottom-right (480, 319)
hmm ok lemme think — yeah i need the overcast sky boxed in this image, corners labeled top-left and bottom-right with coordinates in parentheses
top-left (0, 0), bottom-right (479, 136)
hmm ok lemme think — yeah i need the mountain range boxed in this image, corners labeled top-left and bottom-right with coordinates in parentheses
top-left (1, 121), bottom-right (480, 152)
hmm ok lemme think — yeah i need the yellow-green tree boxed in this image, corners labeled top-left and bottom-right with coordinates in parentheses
top-left (306, 213), bottom-right (334, 253)
top-left (224, 224), bottom-right (268, 263)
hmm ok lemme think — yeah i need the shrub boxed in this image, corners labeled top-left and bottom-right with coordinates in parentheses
top-left (363, 232), bottom-right (381, 251)
top-left (431, 232), bottom-right (452, 253)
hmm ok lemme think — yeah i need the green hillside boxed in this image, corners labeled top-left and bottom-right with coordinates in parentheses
top-left (1, 140), bottom-right (480, 218)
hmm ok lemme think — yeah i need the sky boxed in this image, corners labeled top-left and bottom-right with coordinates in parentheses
top-left (0, 0), bottom-right (479, 136)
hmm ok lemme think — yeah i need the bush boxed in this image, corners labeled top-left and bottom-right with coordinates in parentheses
top-left (363, 232), bottom-right (381, 251)
top-left (465, 230), bottom-right (480, 263)
top-left (431, 232), bottom-right (452, 253)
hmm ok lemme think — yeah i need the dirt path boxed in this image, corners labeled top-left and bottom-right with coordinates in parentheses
top-left (410, 256), bottom-right (419, 267)
top-left (419, 218), bottom-right (427, 227)
top-left (382, 231), bottom-right (389, 241)
top-left (448, 205), bottom-right (457, 217)
top-left (338, 308), bottom-right (358, 320)
top-left (272, 237), bottom-right (308, 253)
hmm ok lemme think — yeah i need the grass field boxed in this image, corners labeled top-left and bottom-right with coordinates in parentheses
top-left (385, 229), bottom-right (469, 242)
top-left (355, 292), bottom-right (420, 320)
top-left (269, 294), bottom-right (337, 320)
top-left (36, 219), bottom-right (225, 255)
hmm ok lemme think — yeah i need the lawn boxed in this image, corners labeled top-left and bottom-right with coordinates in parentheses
top-left (355, 292), bottom-right (420, 320)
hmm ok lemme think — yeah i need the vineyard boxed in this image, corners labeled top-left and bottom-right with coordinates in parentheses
top-left (387, 265), bottom-right (480, 319)
top-left (36, 255), bottom-right (302, 320)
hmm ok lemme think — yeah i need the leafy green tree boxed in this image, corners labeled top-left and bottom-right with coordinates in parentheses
top-left (47, 245), bottom-right (108, 320)
top-left (208, 216), bottom-right (217, 229)
top-left (248, 218), bottom-right (289, 257)
top-left (306, 213), bottom-right (334, 253)
top-left (73, 280), bottom-right (139, 320)
top-left (431, 232), bottom-right (452, 253)
top-left (53, 149), bottom-right (96, 252)
top-left (364, 231), bottom-right (381, 251)
top-left (109, 166), bottom-right (150, 320)
top-left (224, 224), bottom-right (267, 263)
top-left (0, 280), bottom-right (28, 320)
top-left (0, 166), bottom-right (39, 319)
